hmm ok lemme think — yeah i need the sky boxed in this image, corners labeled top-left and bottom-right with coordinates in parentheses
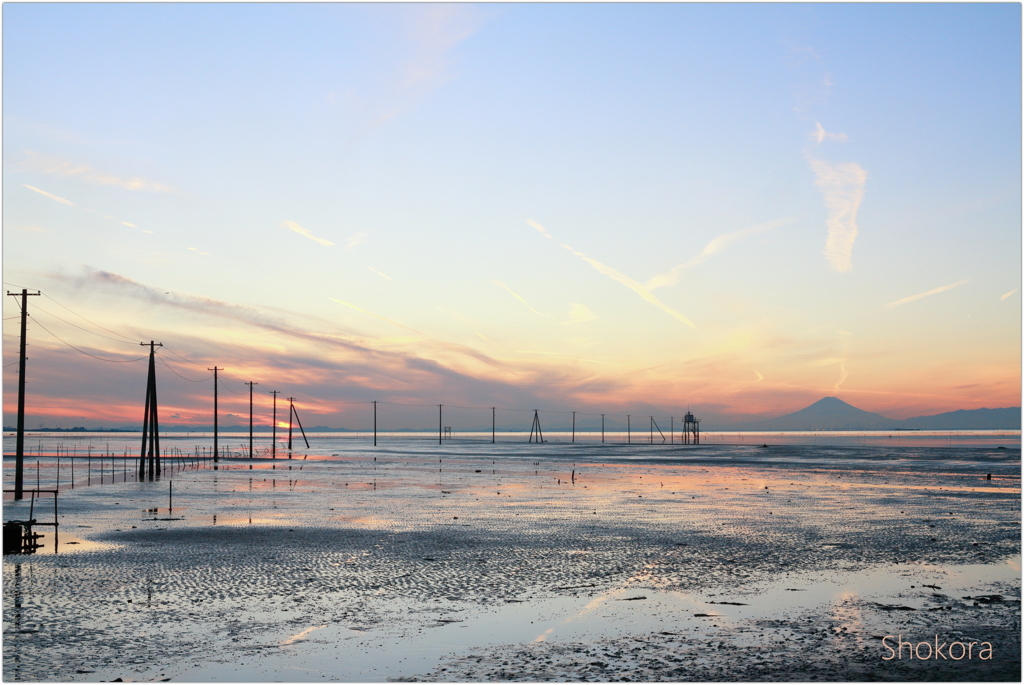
top-left (3, 3), bottom-right (1021, 431)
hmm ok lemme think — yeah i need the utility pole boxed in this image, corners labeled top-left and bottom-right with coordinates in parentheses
top-left (627, 415), bottom-right (631, 444)
top-left (373, 401), bottom-right (377, 447)
top-left (140, 341), bottom-right (163, 479)
top-left (492, 407), bottom-right (495, 444)
top-left (290, 398), bottom-right (310, 449)
top-left (208, 367), bottom-right (222, 461)
top-left (572, 411), bottom-right (576, 443)
top-left (288, 397), bottom-right (295, 452)
top-left (601, 414), bottom-right (605, 443)
top-left (245, 381), bottom-right (258, 458)
top-left (269, 391), bottom-right (280, 459)
top-left (438, 405), bottom-right (442, 445)
top-left (6, 289), bottom-right (39, 500)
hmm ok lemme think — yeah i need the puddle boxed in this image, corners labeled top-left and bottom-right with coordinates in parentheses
top-left (162, 556), bottom-right (1021, 682)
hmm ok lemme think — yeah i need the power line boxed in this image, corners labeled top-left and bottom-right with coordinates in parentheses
top-left (155, 353), bottom-right (212, 382)
top-left (40, 292), bottom-right (137, 342)
top-left (31, 317), bottom-right (147, 363)
top-left (32, 305), bottom-right (140, 345)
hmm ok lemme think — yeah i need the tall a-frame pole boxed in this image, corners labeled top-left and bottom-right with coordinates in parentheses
top-left (139, 341), bottom-right (163, 480)
top-left (528, 410), bottom-right (544, 444)
top-left (7, 289), bottom-right (39, 500)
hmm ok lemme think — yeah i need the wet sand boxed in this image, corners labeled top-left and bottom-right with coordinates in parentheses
top-left (3, 441), bottom-right (1020, 681)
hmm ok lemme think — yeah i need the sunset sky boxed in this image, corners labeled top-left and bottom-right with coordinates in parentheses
top-left (3, 3), bottom-right (1020, 430)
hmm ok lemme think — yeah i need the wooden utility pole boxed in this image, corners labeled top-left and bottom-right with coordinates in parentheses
top-left (601, 414), bottom-right (605, 443)
top-left (492, 407), bottom-right (495, 444)
top-left (269, 391), bottom-right (280, 459)
top-left (438, 405), bottom-right (442, 445)
top-left (373, 401), bottom-right (377, 447)
top-left (208, 367), bottom-right (222, 461)
top-left (245, 381), bottom-right (258, 457)
top-left (6, 289), bottom-right (39, 500)
top-left (139, 341), bottom-right (163, 480)
top-left (572, 411), bottom-right (576, 443)
top-left (288, 397), bottom-right (295, 452)
top-left (288, 397), bottom-right (309, 450)
top-left (528, 410), bottom-right (544, 443)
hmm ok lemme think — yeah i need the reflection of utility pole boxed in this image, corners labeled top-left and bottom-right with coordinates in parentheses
top-left (140, 341), bottom-right (163, 480)
top-left (208, 367), bottom-right (222, 461)
top-left (6, 289), bottom-right (39, 500)
top-left (269, 391), bottom-right (280, 459)
top-left (245, 381), bottom-right (258, 458)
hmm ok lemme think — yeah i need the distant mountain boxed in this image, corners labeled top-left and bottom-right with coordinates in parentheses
top-left (739, 397), bottom-right (900, 430)
top-left (902, 407), bottom-right (1021, 430)
top-left (725, 397), bottom-right (1021, 431)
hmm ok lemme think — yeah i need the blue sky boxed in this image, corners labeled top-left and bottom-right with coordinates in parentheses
top-left (3, 3), bottom-right (1020, 429)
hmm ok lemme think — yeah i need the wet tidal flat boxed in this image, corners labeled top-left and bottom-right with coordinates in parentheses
top-left (3, 441), bottom-right (1021, 682)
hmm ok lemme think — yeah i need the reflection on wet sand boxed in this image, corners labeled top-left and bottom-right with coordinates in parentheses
top-left (2, 439), bottom-right (1020, 681)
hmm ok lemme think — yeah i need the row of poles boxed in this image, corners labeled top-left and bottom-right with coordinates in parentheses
top-left (4, 288), bottom-right (698, 501)
top-left (138, 346), bottom-right (310, 483)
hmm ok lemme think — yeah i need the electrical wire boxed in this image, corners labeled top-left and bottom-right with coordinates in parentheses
top-left (33, 305), bottom-right (140, 345)
top-left (30, 317), bottom-right (147, 363)
top-left (40, 293), bottom-right (137, 342)
top-left (155, 353), bottom-right (212, 382)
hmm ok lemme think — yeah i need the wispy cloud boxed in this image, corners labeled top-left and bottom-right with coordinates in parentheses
top-left (329, 298), bottom-right (422, 334)
top-left (526, 220), bottom-right (697, 329)
top-left (16, 150), bottom-right (174, 192)
top-left (23, 184), bottom-right (75, 206)
top-left (282, 220), bottom-right (334, 247)
top-left (882, 279), bottom-right (971, 310)
top-left (833, 359), bottom-right (849, 393)
top-left (367, 265), bottom-right (393, 281)
top-left (187, 247), bottom-right (210, 256)
top-left (492, 280), bottom-right (546, 318)
top-left (809, 122), bottom-right (849, 145)
top-left (804, 153), bottom-right (867, 272)
top-left (645, 217), bottom-right (793, 290)
top-left (353, 5), bottom-right (485, 138)
top-left (346, 232), bottom-right (369, 251)
top-left (1000, 288), bottom-right (1018, 301)
top-left (754, 369), bottom-right (764, 382)
top-left (563, 302), bottom-right (597, 324)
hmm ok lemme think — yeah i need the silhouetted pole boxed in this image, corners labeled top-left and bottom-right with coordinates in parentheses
top-left (288, 397), bottom-right (295, 452)
top-left (6, 288), bottom-right (39, 500)
top-left (438, 405), bottom-right (442, 445)
top-left (601, 414), bottom-right (605, 443)
top-left (492, 407), bottom-right (495, 444)
top-left (373, 401), bottom-right (377, 446)
top-left (269, 390), bottom-right (280, 458)
top-left (529, 410), bottom-right (544, 443)
top-left (572, 411), bottom-right (575, 443)
top-left (290, 399), bottom-right (310, 448)
top-left (139, 341), bottom-right (163, 480)
top-left (650, 416), bottom-right (653, 444)
top-left (208, 367), bottom-right (222, 461)
top-left (627, 415), bottom-right (631, 444)
top-left (671, 417), bottom-right (674, 444)
top-left (246, 381), bottom-right (258, 457)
